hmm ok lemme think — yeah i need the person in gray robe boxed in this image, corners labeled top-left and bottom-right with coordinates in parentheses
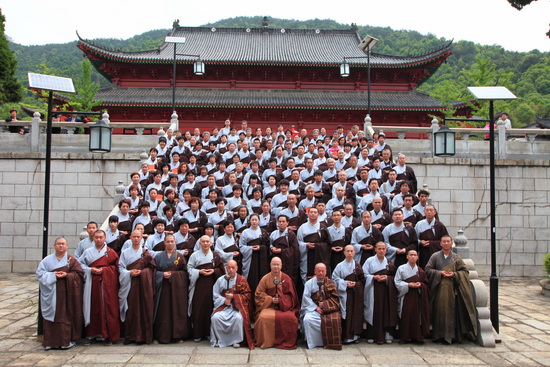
top-left (332, 245), bottom-right (365, 344)
top-left (362, 242), bottom-right (398, 344)
top-left (239, 214), bottom-right (269, 295)
top-left (74, 221), bottom-right (98, 258)
top-left (214, 221), bottom-right (241, 268)
top-left (187, 235), bottom-right (225, 342)
top-left (37, 237), bottom-right (84, 350)
top-left (118, 230), bottom-right (156, 345)
top-left (300, 263), bottom-right (342, 350)
top-left (394, 249), bottom-right (430, 344)
top-left (350, 211), bottom-right (383, 265)
top-left (210, 260), bottom-right (254, 349)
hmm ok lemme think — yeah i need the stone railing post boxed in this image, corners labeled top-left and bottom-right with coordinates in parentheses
top-left (140, 150), bottom-right (149, 162)
top-left (114, 180), bottom-right (125, 206)
top-left (79, 226), bottom-right (88, 241)
top-left (363, 114), bottom-right (374, 138)
top-left (30, 112), bottom-right (41, 152)
top-left (102, 112), bottom-right (111, 125)
top-left (497, 119), bottom-right (507, 159)
top-left (430, 117), bottom-right (439, 156)
top-left (453, 229), bottom-right (496, 347)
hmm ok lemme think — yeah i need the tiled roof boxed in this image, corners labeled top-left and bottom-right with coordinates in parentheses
top-left (78, 26), bottom-right (451, 68)
top-left (70, 87), bottom-right (464, 111)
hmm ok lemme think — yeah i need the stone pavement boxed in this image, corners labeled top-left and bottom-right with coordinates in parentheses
top-left (0, 274), bottom-right (549, 367)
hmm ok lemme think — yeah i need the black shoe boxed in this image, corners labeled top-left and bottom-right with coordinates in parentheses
top-left (123, 339), bottom-right (133, 345)
top-left (103, 339), bottom-right (113, 346)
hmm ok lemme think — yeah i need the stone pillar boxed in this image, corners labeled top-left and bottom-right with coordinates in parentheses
top-left (30, 112), bottom-right (41, 152)
top-left (454, 230), bottom-right (496, 347)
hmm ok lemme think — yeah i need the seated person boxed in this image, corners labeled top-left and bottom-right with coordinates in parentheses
top-left (300, 263), bottom-right (342, 350)
top-left (210, 260), bottom-right (254, 349)
top-left (254, 257), bottom-right (300, 349)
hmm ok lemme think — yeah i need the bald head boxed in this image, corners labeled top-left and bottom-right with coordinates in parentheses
top-left (314, 263), bottom-right (327, 280)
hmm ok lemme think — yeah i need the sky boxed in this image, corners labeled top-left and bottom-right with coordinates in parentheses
top-left (2, 0), bottom-right (550, 52)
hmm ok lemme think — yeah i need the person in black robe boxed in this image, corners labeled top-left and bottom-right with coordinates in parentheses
top-left (153, 234), bottom-right (190, 343)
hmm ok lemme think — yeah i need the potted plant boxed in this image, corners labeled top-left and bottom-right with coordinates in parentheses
top-left (541, 253), bottom-right (550, 297)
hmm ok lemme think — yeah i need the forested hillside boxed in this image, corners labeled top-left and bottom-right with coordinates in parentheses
top-left (6, 16), bottom-right (549, 126)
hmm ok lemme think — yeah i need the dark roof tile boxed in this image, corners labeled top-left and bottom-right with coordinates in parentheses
top-left (85, 87), bottom-right (463, 111)
top-left (78, 26), bottom-right (451, 68)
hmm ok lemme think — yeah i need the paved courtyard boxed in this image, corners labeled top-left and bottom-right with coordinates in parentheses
top-left (0, 274), bottom-right (548, 367)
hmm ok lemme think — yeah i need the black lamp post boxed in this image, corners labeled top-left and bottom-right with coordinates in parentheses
top-left (340, 35), bottom-right (378, 119)
top-left (165, 36), bottom-right (205, 116)
top-left (467, 86), bottom-right (517, 335)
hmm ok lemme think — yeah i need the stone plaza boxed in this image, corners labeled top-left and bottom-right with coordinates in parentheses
top-left (1, 274), bottom-right (549, 367)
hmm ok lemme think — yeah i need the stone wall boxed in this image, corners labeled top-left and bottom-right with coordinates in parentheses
top-left (0, 152), bottom-right (141, 272)
top-left (411, 157), bottom-right (549, 277)
top-left (0, 152), bottom-right (548, 276)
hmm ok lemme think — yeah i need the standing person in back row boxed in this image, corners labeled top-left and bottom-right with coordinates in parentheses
top-left (414, 205), bottom-right (448, 269)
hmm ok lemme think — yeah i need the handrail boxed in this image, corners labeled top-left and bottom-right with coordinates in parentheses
top-left (373, 125), bottom-right (550, 136)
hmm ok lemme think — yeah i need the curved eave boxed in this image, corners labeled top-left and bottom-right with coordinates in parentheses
top-left (78, 39), bottom-right (451, 69)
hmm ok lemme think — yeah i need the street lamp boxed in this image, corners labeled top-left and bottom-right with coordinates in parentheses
top-left (89, 119), bottom-right (112, 152)
top-left (467, 86), bottom-right (517, 336)
top-left (433, 125), bottom-right (456, 156)
top-left (165, 36), bottom-right (205, 115)
top-left (340, 35), bottom-right (378, 127)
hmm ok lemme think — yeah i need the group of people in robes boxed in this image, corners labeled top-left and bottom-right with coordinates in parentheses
top-left (37, 120), bottom-right (478, 350)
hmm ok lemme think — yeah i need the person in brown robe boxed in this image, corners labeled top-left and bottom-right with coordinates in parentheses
top-left (269, 214), bottom-right (300, 286)
top-left (37, 237), bottom-right (84, 350)
top-left (153, 234), bottom-right (190, 343)
top-left (332, 245), bottom-right (365, 344)
top-left (425, 236), bottom-right (477, 344)
top-left (119, 230), bottom-right (156, 345)
top-left (254, 257), bottom-right (300, 349)
top-left (414, 205), bottom-right (449, 269)
top-left (394, 249), bottom-right (430, 344)
top-left (300, 263), bottom-right (342, 350)
top-left (79, 230), bottom-right (121, 345)
top-left (187, 235), bottom-right (225, 342)
top-left (362, 241), bottom-right (398, 344)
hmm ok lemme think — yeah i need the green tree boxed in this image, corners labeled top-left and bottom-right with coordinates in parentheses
top-left (68, 58), bottom-right (102, 111)
top-left (0, 10), bottom-right (22, 105)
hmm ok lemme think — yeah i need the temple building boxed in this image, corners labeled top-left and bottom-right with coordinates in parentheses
top-left (75, 20), bottom-right (466, 132)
